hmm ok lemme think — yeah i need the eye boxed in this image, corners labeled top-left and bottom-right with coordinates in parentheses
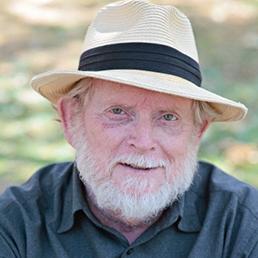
top-left (163, 114), bottom-right (176, 121)
top-left (111, 108), bottom-right (125, 115)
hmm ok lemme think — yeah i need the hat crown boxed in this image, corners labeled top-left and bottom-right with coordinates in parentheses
top-left (31, 0), bottom-right (247, 122)
top-left (83, 0), bottom-right (199, 62)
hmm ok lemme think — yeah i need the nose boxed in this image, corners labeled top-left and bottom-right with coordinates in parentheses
top-left (127, 118), bottom-right (157, 153)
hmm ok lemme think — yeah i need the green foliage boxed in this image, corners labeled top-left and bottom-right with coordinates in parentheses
top-left (1, 0), bottom-right (258, 192)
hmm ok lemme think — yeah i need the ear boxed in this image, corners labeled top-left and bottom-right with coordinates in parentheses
top-left (196, 120), bottom-right (211, 144)
top-left (57, 96), bottom-right (77, 148)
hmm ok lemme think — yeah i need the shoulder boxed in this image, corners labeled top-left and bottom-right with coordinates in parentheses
top-left (199, 162), bottom-right (258, 247)
top-left (195, 161), bottom-right (258, 254)
top-left (0, 162), bottom-right (75, 252)
top-left (0, 162), bottom-right (74, 225)
top-left (188, 161), bottom-right (258, 221)
top-left (191, 161), bottom-right (258, 228)
top-left (0, 162), bottom-right (74, 204)
top-left (187, 161), bottom-right (258, 256)
top-left (197, 161), bottom-right (258, 210)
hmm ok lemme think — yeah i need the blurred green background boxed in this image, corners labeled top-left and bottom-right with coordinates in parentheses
top-left (1, 0), bottom-right (258, 193)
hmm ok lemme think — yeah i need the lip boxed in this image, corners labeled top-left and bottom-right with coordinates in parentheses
top-left (118, 162), bottom-right (158, 173)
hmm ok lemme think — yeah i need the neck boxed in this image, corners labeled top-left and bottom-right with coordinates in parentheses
top-left (87, 196), bottom-right (162, 244)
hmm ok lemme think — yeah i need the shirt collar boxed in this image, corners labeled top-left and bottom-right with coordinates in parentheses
top-left (152, 189), bottom-right (202, 234)
top-left (57, 163), bottom-right (204, 234)
top-left (58, 164), bottom-right (110, 233)
top-left (177, 191), bottom-right (202, 232)
top-left (57, 164), bottom-right (88, 233)
top-left (176, 169), bottom-right (208, 233)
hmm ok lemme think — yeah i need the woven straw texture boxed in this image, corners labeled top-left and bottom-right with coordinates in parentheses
top-left (31, 0), bottom-right (247, 122)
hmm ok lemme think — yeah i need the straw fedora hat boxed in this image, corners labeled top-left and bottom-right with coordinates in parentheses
top-left (31, 0), bottom-right (247, 122)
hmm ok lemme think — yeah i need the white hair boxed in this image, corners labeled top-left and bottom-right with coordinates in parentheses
top-left (74, 126), bottom-right (199, 225)
top-left (59, 77), bottom-right (216, 224)
top-left (61, 77), bottom-right (220, 125)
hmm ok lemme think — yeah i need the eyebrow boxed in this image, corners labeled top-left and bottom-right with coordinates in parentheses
top-left (101, 96), bottom-right (193, 115)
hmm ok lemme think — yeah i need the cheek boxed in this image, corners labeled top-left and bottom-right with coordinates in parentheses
top-left (159, 136), bottom-right (189, 160)
top-left (173, 126), bottom-right (195, 150)
top-left (159, 134), bottom-right (195, 181)
top-left (84, 122), bottom-right (128, 170)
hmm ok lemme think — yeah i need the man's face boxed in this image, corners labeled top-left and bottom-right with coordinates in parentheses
top-left (72, 79), bottom-right (203, 224)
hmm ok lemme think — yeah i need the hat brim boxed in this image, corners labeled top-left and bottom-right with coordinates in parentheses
top-left (31, 69), bottom-right (247, 122)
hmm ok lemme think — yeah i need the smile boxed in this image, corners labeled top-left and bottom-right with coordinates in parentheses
top-left (123, 163), bottom-right (154, 171)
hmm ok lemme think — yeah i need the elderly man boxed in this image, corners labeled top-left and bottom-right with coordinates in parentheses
top-left (1, 0), bottom-right (258, 257)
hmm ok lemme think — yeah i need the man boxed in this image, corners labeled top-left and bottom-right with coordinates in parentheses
top-left (1, 0), bottom-right (257, 257)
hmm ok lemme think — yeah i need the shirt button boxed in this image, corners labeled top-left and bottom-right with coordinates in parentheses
top-left (126, 248), bottom-right (133, 255)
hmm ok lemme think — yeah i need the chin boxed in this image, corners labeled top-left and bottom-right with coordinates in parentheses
top-left (75, 134), bottom-right (199, 225)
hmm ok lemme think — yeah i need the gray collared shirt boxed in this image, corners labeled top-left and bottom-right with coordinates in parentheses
top-left (0, 161), bottom-right (258, 257)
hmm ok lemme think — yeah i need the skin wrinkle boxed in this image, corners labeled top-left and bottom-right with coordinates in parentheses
top-left (58, 77), bottom-right (219, 126)
top-left (74, 129), bottom-right (199, 236)
top-left (58, 78), bottom-right (210, 243)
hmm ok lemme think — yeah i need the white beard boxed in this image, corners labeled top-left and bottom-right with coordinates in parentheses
top-left (75, 134), bottom-right (199, 225)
